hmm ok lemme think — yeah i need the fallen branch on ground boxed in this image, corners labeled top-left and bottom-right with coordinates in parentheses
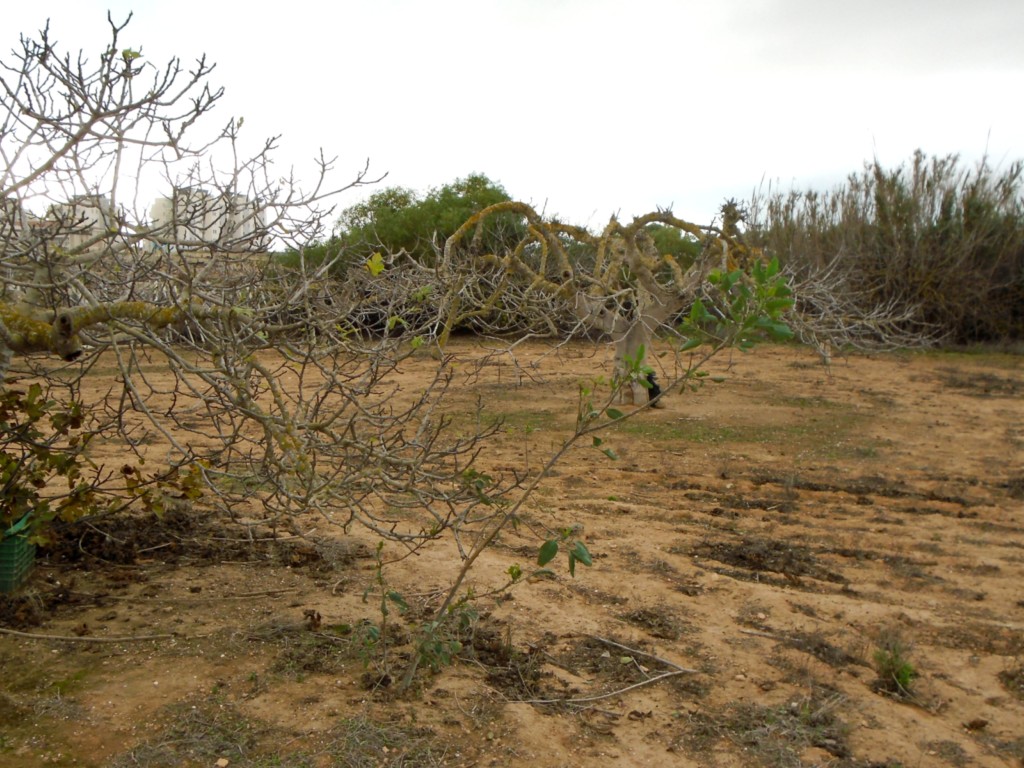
top-left (513, 634), bottom-right (699, 706)
top-left (0, 627), bottom-right (175, 643)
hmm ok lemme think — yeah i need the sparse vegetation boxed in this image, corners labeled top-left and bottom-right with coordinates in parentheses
top-left (108, 696), bottom-right (261, 768)
top-left (0, 342), bottom-right (1021, 767)
top-left (675, 688), bottom-right (851, 767)
top-left (999, 663), bottom-right (1024, 700)
top-left (1, 13), bottom-right (1023, 768)
top-left (873, 631), bottom-right (917, 697)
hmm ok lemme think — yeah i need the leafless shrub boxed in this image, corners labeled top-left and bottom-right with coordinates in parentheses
top-left (0, 14), bottom-right (516, 555)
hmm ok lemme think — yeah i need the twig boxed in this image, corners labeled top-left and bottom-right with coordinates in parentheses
top-left (512, 634), bottom-right (698, 706)
top-left (738, 628), bottom-right (780, 640)
top-left (83, 587), bottom-right (300, 603)
top-left (137, 542), bottom-right (173, 554)
top-left (515, 670), bottom-right (688, 705)
top-left (585, 634), bottom-right (698, 673)
top-left (166, 588), bottom-right (301, 602)
top-left (213, 588), bottom-right (299, 599)
top-left (206, 533), bottom-right (310, 542)
top-left (0, 627), bottom-right (174, 643)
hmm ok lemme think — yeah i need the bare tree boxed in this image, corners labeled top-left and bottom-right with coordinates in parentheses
top-left (0, 15), bottom-right (516, 550)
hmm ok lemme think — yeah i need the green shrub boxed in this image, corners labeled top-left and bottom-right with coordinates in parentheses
top-left (334, 173), bottom-right (522, 266)
top-left (0, 385), bottom-right (203, 544)
top-left (0, 385), bottom-right (97, 543)
top-left (873, 634), bottom-right (917, 696)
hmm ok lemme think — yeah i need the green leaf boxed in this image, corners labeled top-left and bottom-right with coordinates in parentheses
top-left (764, 297), bottom-right (794, 314)
top-left (365, 251), bottom-right (386, 276)
top-left (602, 447), bottom-right (619, 460)
top-left (678, 337), bottom-right (701, 352)
top-left (592, 436), bottom-right (603, 447)
top-left (689, 298), bottom-right (707, 323)
top-left (538, 539), bottom-right (559, 566)
top-left (568, 552), bottom-right (577, 577)
top-left (386, 590), bottom-right (408, 611)
top-left (570, 541), bottom-right (593, 567)
top-left (606, 408), bottom-right (624, 420)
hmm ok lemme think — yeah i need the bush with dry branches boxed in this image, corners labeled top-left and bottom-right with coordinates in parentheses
top-left (0, 14), bottom-right (513, 554)
top-left (747, 151), bottom-right (1024, 348)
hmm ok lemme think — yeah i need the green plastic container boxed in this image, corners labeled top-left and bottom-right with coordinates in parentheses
top-left (0, 515), bottom-right (36, 593)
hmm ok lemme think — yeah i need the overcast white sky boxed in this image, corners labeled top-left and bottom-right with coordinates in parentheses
top-left (5, 1), bottom-right (1023, 230)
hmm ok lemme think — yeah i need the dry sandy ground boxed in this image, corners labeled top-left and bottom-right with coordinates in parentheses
top-left (1, 339), bottom-right (1022, 767)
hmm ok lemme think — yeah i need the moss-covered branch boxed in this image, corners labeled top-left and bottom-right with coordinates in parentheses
top-left (0, 299), bottom-right (252, 364)
top-left (437, 201), bottom-right (752, 346)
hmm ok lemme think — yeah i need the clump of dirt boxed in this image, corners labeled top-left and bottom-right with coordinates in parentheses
top-left (998, 666), bottom-right (1024, 699)
top-left (44, 507), bottom-right (324, 568)
top-left (784, 631), bottom-right (864, 670)
top-left (619, 606), bottom-right (689, 640)
top-left (261, 624), bottom-right (357, 678)
top-left (554, 634), bottom-right (687, 696)
top-left (1, 509), bottom-right (346, 629)
top-left (692, 536), bottom-right (846, 586)
top-left (938, 367), bottom-right (1021, 397)
top-left (0, 579), bottom-right (91, 628)
top-left (1002, 475), bottom-right (1024, 500)
top-left (719, 494), bottom-right (798, 514)
top-left (476, 625), bottom-right (550, 700)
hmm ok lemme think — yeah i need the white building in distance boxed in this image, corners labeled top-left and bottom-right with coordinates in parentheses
top-left (150, 188), bottom-right (266, 253)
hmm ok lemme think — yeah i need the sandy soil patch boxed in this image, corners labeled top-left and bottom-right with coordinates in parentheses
top-left (2, 340), bottom-right (1022, 767)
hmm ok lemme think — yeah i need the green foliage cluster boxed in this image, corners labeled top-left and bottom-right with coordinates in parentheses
top-left (646, 222), bottom-right (703, 266)
top-left (538, 529), bottom-right (593, 577)
top-left (680, 258), bottom-right (795, 351)
top-left (747, 151), bottom-right (1024, 344)
top-left (281, 173), bottom-right (521, 271)
top-left (0, 384), bottom-right (203, 544)
top-left (0, 385), bottom-right (98, 543)
top-left (273, 238), bottom-right (346, 273)
top-left (873, 634), bottom-right (917, 696)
